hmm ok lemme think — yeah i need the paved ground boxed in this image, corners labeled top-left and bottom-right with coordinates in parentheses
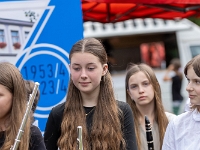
top-left (111, 70), bottom-right (187, 115)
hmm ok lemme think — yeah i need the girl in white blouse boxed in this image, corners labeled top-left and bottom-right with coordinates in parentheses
top-left (162, 54), bottom-right (200, 150)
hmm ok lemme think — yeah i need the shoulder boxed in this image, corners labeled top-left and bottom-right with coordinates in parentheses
top-left (172, 74), bottom-right (181, 80)
top-left (176, 111), bottom-right (191, 120)
top-left (116, 100), bottom-right (133, 118)
top-left (30, 125), bottom-right (46, 150)
top-left (51, 102), bottom-right (65, 116)
top-left (165, 112), bottom-right (176, 122)
top-left (116, 100), bottom-right (131, 111)
top-left (169, 111), bottom-right (192, 127)
top-left (48, 102), bottom-right (65, 124)
top-left (31, 125), bottom-right (42, 134)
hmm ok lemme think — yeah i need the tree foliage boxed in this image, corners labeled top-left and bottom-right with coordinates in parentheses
top-left (188, 17), bottom-right (200, 26)
top-left (24, 10), bottom-right (39, 22)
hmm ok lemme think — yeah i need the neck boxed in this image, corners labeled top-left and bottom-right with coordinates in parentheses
top-left (0, 117), bottom-right (8, 131)
top-left (81, 93), bottom-right (98, 107)
top-left (80, 85), bottom-right (100, 107)
top-left (137, 102), bottom-right (155, 126)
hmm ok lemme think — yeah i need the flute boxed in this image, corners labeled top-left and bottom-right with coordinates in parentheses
top-left (77, 126), bottom-right (83, 150)
top-left (145, 116), bottom-right (154, 150)
top-left (10, 82), bottom-right (40, 150)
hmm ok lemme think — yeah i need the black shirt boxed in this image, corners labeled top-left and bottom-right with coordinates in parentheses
top-left (44, 100), bottom-right (138, 150)
top-left (172, 75), bottom-right (183, 101)
top-left (0, 125), bottom-right (46, 150)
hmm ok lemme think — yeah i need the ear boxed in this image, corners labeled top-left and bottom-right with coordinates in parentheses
top-left (102, 64), bottom-right (108, 76)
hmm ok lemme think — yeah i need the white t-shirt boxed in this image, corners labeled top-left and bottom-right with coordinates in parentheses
top-left (162, 109), bottom-right (200, 150)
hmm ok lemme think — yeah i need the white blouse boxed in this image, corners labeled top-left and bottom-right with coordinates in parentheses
top-left (162, 109), bottom-right (200, 150)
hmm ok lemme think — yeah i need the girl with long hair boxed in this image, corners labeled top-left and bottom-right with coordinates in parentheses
top-left (44, 38), bottom-right (138, 150)
top-left (162, 54), bottom-right (200, 150)
top-left (0, 62), bottom-right (46, 150)
top-left (125, 63), bottom-right (175, 150)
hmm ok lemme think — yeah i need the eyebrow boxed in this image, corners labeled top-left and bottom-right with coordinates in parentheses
top-left (72, 62), bottom-right (96, 65)
top-left (186, 76), bottom-right (200, 80)
top-left (71, 63), bottom-right (80, 66)
top-left (129, 79), bottom-right (149, 84)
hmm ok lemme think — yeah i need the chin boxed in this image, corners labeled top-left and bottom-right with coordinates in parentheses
top-left (138, 101), bottom-right (150, 106)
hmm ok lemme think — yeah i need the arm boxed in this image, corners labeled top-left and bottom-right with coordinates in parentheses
top-left (162, 120), bottom-right (176, 150)
top-left (44, 108), bottom-right (61, 150)
top-left (30, 125), bottom-right (46, 150)
top-left (163, 64), bottom-right (174, 81)
top-left (122, 102), bottom-right (138, 150)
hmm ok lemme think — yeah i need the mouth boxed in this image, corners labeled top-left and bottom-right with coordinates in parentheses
top-left (138, 96), bottom-right (146, 100)
top-left (189, 95), bottom-right (196, 99)
top-left (79, 82), bottom-right (90, 86)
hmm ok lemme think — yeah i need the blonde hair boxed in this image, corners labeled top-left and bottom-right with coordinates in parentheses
top-left (125, 63), bottom-right (168, 150)
top-left (0, 62), bottom-right (31, 150)
top-left (58, 38), bottom-right (125, 150)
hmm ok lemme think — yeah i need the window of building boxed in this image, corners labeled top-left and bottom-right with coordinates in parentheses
top-left (11, 30), bottom-right (20, 44)
top-left (0, 30), bottom-right (5, 42)
top-left (25, 31), bottom-right (29, 39)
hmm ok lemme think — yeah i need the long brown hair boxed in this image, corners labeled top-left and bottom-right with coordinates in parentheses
top-left (58, 38), bottom-right (125, 150)
top-left (25, 80), bottom-right (40, 113)
top-left (184, 54), bottom-right (200, 111)
top-left (125, 63), bottom-right (168, 150)
top-left (0, 62), bottom-right (31, 150)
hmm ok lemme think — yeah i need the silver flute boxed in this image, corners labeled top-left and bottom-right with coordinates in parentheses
top-left (145, 116), bottom-right (154, 150)
top-left (10, 82), bottom-right (40, 150)
top-left (77, 126), bottom-right (83, 150)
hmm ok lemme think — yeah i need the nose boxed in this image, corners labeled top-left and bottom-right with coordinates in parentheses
top-left (186, 82), bottom-right (193, 92)
top-left (138, 85), bottom-right (144, 93)
top-left (80, 69), bottom-right (87, 80)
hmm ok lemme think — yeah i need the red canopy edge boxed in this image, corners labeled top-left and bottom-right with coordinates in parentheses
top-left (84, 0), bottom-right (200, 4)
top-left (82, 0), bottom-right (200, 23)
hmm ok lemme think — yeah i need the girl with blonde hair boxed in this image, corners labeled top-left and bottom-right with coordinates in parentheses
top-left (125, 63), bottom-right (175, 150)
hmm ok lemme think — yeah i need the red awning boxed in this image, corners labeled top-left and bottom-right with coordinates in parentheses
top-left (82, 0), bottom-right (200, 23)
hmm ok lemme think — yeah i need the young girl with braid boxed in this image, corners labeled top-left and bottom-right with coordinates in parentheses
top-left (44, 38), bottom-right (138, 150)
top-left (125, 63), bottom-right (175, 150)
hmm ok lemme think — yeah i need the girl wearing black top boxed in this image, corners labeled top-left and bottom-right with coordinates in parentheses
top-left (44, 38), bottom-right (138, 150)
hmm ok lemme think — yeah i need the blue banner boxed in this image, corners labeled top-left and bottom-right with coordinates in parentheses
top-left (7, 0), bottom-right (84, 132)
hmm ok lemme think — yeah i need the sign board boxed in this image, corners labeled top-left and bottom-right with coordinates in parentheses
top-left (0, 0), bottom-right (83, 132)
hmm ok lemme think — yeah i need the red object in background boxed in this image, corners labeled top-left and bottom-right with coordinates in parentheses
top-left (140, 42), bottom-right (165, 68)
top-left (82, 0), bottom-right (200, 23)
top-left (0, 42), bottom-right (7, 49)
top-left (13, 42), bottom-right (21, 50)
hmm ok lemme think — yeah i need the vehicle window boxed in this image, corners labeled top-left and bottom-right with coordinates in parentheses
top-left (190, 45), bottom-right (200, 58)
